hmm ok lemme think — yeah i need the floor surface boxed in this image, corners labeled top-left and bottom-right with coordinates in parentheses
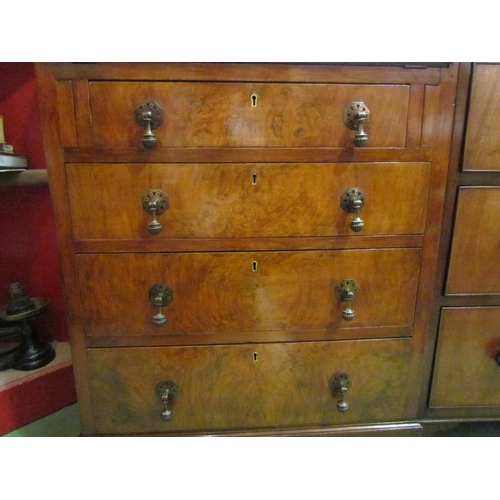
top-left (2, 403), bottom-right (80, 437)
top-left (3, 404), bottom-right (500, 437)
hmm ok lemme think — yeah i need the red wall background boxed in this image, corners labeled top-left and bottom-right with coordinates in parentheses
top-left (0, 63), bottom-right (76, 434)
top-left (0, 62), bottom-right (68, 343)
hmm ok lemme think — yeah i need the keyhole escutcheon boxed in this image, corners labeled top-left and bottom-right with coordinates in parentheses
top-left (253, 352), bottom-right (258, 361)
top-left (252, 173), bottom-right (257, 185)
top-left (251, 94), bottom-right (258, 107)
top-left (252, 261), bottom-right (258, 272)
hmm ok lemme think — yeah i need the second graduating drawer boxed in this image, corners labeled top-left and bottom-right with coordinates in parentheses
top-left (67, 162), bottom-right (430, 240)
top-left (76, 248), bottom-right (421, 342)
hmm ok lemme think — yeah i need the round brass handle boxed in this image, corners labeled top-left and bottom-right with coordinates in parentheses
top-left (135, 101), bottom-right (163, 149)
top-left (149, 283), bottom-right (173, 327)
top-left (142, 189), bottom-right (169, 235)
top-left (330, 373), bottom-right (351, 413)
top-left (335, 279), bottom-right (358, 321)
top-left (344, 101), bottom-right (370, 147)
top-left (340, 188), bottom-right (365, 232)
top-left (155, 381), bottom-right (178, 421)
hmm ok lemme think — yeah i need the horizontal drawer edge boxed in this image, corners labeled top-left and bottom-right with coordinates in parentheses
top-left (91, 421), bottom-right (423, 437)
top-left (63, 147), bottom-right (434, 163)
top-left (73, 236), bottom-right (424, 254)
top-left (86, 327), bottom-right (413, 348)
top-left (53, 62), bottom-right (443, 84)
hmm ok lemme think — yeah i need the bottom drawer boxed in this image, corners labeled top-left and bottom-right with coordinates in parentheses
top-left (430, 307), bottom-right (500, 408)
top-left (88, 339), bottom-right (411, 434)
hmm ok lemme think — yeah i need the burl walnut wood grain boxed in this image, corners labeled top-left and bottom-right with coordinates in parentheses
top-left (463, 63), bottom-right (500, 171)
top-left (88, 82), bottom-right (409, 148)
top-left (34, 62), bottom-right (459, 435)
top-left (430, 307), bottom-right (500, 407)
top-left (76, 248), bottom-right (421, 341)
top-left (446, 187), bottom-right (500, 295)
top-left (88, 338), bottom-right (412, 434)
top-left (67, 162), bottom-right (430, 240)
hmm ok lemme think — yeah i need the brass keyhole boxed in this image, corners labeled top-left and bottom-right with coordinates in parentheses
top-left (252, 261), bottom-right (258, 272)
top-left (251, 94), bottom-right (258, 107)
top-left (253, 352), bottom-right (258, 362)
top-left (252, 173), bottom-right (257, 185)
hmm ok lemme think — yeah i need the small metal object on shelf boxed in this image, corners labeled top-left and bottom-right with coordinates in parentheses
top-left (0, 152), bottom-right (29, 173)
top-left (0, 283), bottom-right (55, 371)
top-left (0, 117), bottom-right (29, 172)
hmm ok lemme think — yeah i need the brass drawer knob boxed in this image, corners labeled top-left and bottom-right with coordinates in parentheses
top-left (330, 373), bottom-right (352, 413)
top-left (335, 279), bottom-right (358, 321)
top-left (142, 189), bottom-right (169, 235)
top-left (149, 283), bottom-right (173, 327)
top-left (344, 101), bottom-right (370, 147)
top-left (340, 188), bottom-right (365, 232)
top-left (135, 101), bottom-right (163, 148)
top-left (155, 381), bottom-right (178, 421)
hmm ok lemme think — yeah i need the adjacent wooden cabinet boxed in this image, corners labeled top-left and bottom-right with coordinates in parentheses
top-left (36, 63), bottom-right (458, 436)
top-left (429, 63), bottom-right (500, 418)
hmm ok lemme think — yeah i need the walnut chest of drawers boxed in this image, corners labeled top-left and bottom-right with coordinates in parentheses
top-left (36, 63), bottom-right (458, 436)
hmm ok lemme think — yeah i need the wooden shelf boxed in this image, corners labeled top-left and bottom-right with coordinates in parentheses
top-left (0, 342), bottom-right (77, 435)
top-left (0, 169), bottom-right (48, 187)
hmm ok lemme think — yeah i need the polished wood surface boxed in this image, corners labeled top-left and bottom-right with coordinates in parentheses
top-left (64, 147), bottom-right (433, 164)
top-left (35, 63), bottom-right (97, 433)
top-left (446, 187), bottom-right (500, 295)
top-left (54, 62), bottom-right (443, 84)
top-left (67, 162), bottom-right (430, 240)
top-left (425, 63), bottom-right (500, 423)
top-left (463, 63), bottom-right (500, 171)
top-left (55, 80), bottom-right (77, 147)
top-left (34, 62), bottom-right (459, 435)
top-left (430, 307), bottom-right (500, 407)
top-left (88, 338), bottom-right (411, 434)
top-left (73, 234), bottom-right (424, 254)
top-left (89, 82), bottom-right (409, 148)
top-left (76, 248), bottom-right (421, 341)
top-left (421, 63), bottom-right (500, 423)
top-left (403, 63), bottom-right (459, 417)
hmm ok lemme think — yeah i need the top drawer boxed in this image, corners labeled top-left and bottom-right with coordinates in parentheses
top-left (87, 82), bottom-right (409, 149)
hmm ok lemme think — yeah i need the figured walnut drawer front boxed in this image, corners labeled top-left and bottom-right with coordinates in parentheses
top-left (67, 162), bottom-right (430, 240)
top-left (430, 307), bottom-right (500, 408)
top-left (76, 248), bottom-right (421, 340)
top-left (446, 187), bottom-right (500, 295)
top-left (88, 338), bottom-right (411, 434)
top-left (88, 82), bottom-right (409, 148)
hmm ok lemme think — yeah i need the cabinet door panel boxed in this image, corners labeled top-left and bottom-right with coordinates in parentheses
top-left (77, 249), bottom-right (421, 340)
top-left (67, 162), bottom-right (430, 240)
top-left (430, 307), bottom-right (500, 408)
top-left (463, 63), bottom-right (500, 171)
top-left (446, 187), bottom-right (500, 295)
top-left (88, 339), bottom-right (411, 434)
